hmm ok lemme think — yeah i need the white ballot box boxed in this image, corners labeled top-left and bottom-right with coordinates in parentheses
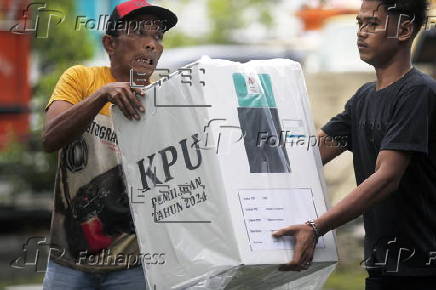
top-left (113, 58), bottom-right (337, 290)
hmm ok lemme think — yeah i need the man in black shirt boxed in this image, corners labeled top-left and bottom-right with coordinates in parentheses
top-left (273, 0), bottom-right (436, 289)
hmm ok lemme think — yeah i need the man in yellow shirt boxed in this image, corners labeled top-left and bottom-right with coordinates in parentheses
top-left (41, 1), bottom-right (177, 289)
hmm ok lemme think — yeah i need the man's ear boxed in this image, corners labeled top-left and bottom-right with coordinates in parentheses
top-left (398, 19), bottom-right (415, 42)
top-left (102, 35), bottom-right (117, 57)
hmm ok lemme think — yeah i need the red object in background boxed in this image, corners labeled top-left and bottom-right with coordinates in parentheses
top-left (0, 0), bottom-right (31, 149)
top-left (296, 8), bottom-right (358, 31)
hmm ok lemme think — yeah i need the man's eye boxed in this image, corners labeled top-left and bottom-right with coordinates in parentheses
top-left (369, 22), bottom-right (378, 27)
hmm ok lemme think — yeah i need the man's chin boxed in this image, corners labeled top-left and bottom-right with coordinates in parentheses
top-left (130, 66), bottom-right (154, 86)
top-left (359, 54), bottom-right (374, 65)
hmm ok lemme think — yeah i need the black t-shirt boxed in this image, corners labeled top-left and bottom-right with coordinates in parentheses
top-left (322, 68), bottom-right (436, 276)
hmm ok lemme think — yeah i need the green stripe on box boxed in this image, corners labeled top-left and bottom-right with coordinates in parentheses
top-left (259, 74), bottom-right (276, 107)
top-left (232, 73), bottom-right (276, 108)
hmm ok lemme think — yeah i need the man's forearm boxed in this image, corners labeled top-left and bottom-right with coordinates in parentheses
top-left (315, 170), bottom-right (399, 235)
top-left (318, 130), bottom-right (347, 165)
top-left (42, 92), bottom-right (108, 152)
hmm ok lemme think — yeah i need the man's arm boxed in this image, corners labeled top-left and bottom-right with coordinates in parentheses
top-left (318, 130), bottom-right (347, 165)
top-left (273, 150), bottom-right (411, 271)
top-left (42, 82), bottom-right (144, 153)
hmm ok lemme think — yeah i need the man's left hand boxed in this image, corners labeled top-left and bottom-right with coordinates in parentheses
top-left (272, 224), bottom-right (316, 271)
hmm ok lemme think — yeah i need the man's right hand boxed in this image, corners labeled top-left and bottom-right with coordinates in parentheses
top-left (98, 82), bottom-right (145, 121)
top-left (43, 83), bottom-right (146, 152)
top-left (273, 224), bottom-right (316, 271)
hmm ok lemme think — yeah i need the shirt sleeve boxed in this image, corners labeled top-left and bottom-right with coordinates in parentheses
top-left (380, 85), bottom-right (432, 154)
top-left (321, 95), bottom-right (355, 151)
top-left (45, 65), bottom-right (87, 111)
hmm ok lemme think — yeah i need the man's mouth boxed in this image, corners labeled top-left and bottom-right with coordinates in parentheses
top-left (357, 42), bottom-right (368, 49)
top-left (134, 56), bottom-right (154, 66)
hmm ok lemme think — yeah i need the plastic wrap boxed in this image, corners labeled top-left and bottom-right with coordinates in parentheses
top-left (113, 58), bottom-right (337, 289)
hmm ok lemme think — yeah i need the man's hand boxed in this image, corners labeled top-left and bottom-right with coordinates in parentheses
top-left (273, 224), bottom-right (316, 271)
top-left (98, 82), bottom-right (145, 120)
top-left (43, 82), bottom-right (146, 152)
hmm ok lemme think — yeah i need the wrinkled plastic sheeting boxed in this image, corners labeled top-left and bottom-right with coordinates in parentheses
top-left (270, 264), bottom-right (336, 290)
top-left (176, 262), bottom-right (336, 290)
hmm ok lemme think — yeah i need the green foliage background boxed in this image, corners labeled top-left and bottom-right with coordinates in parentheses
top-left (206, 0), bottom-right (273, 43)
top-left (162, 0), bottom-right (273, 47)
top-left (0, 0), bottom-right (94, 196)
top-left (32, 0), bottom-right (94, 120)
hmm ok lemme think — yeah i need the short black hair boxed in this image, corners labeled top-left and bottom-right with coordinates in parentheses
top-left (367, 0), bottom-right (428, 31)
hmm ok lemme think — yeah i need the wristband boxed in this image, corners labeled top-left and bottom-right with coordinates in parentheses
top-left (305, 219), bottom-right (322, 242)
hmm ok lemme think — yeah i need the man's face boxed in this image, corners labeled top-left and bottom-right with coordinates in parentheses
top-left (356, 1), bottom-right (403, 66)
top-left (109, 14), bottom-right (164, 80)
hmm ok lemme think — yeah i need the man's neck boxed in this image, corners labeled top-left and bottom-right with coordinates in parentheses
top-left (374, 49), bottom-right (413, 91)
top-left (110, 66), bottom-right (129, 82)
top-left (110, 66), bottom-right (151, 87)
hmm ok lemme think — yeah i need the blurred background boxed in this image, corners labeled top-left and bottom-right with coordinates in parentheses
top-left (0, 0), bottom-right (435, 289)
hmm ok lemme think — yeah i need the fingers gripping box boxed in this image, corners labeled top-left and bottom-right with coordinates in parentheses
top-left (113, 58), bottom-right (338, 290)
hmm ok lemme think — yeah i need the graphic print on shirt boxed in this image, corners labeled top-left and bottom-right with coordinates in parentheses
top-left (63, 137), bottom-right (88, 173)
top-left (59, 116), bottom-right (135, 259)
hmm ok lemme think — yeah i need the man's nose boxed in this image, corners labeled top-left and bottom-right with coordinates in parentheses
top-left (357, 26), bottom-right (369, 38)
top-left (145, 40), bottom-right (156, 51)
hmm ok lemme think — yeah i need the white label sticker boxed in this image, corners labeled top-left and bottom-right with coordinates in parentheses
top-left (244, 73), bottom-right (262, 95)
top-left (238, 188), bottom-right (325, 251)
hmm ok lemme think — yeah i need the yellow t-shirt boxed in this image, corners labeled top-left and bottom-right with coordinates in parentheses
top-left (47, 65), bottom-right (116, 115)
top-left (47, 65), bottom-right (140, 272)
